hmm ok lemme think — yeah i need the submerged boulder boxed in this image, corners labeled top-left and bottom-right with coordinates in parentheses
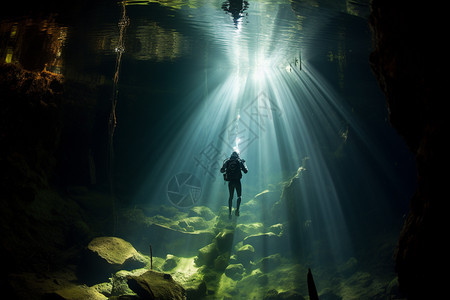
top-left (44, 284), bottom-right (108, 300)
top-left (77, 237), bottom-right (147, 285)
top-left (255, 254), bottom-right (282, 273)
top-left (243, 232), bottom-right (283, 257)
top-left (127, 270), bottom-right (186, 300)
top-left (87, 237), bottom-right (147, 267)
top-left (195, 242), bottom-right (219, 267)
top-left (224, 263), bottom-right (245, 281)
top-left (111, 269), bottom-right (148, 297)
top-left (178, 216), bottom-right (210, 231)
top-left (214, 254), bottom-right (229, 272)
top-left (215, 229), bottom-right (234, 252)
top-left (268, 223), bottom-right (284, 235)
top-left (235, 244), bottom-right (255, 267)
top-left (264, 289), bottom-right (306, 300)
top-left (161, 254), bottom-right (180, 271)
top-left (120, 216), bottom-right (215, 257)
top-left (187, 206), bottom-right (216, 221)
top-left (234, 223), bottom-right (264, 242)
top-left (181, 274), bottom-right (207, 300)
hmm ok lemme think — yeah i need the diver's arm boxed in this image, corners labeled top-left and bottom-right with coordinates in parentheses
top-left (220, 160), bottom-right (228, 173)
top-left (241, 159), bottom-right (248, 174)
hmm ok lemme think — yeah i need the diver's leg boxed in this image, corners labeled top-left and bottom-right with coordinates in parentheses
top-left (235, 180), bottom-right (242, 216)
top-left (228, 182), bottom-right (234, 216)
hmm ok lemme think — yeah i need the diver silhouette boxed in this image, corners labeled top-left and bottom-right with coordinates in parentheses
top-left (221, 0), bottom-right (249, 28)
top-left (221, 151), bottom-right (248, 218)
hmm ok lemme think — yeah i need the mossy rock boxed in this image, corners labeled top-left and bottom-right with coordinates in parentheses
top-left (263, 289), bottom-right (306, 300)
top-left (78, 237), bottom-right (148, 285)
top-left (145, 205), bottom-right (182, 218)
top-left (215, 230), bottom-right (234, 252)
top-left (224, 264), bottom-right (245, 281)
top-left (92, 282), bottom-right (112, 298)
top-left (214, 252), bottom-right (230, 272)
top-left (243, 233), bottom-right (283, 258)
top-left (127, 270), bottom-right (186, 300)
top-left (256, 254), bottom-right (282, 273)
top-left (235, 223), bottom-right (264, 242)
top-left (195, 242), bottom-right (219, 267)
top-left (179, 216), bottom-right (210, 231)
top-left (162, 254), bottom-right (180, 271)
top-left (235, 244), bottom-right (255, 267)
top-left (188, 206), bottom-right (216, 221)
top-left (267, 224), bottom-right (283, 235)
top-left (45, 284), bottom-right (108, 300)
top-left (87, 237), bottom-right (147, 267)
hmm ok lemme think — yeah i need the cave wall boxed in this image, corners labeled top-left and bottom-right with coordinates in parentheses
top-left (369, 1), bottom-right (446, 298)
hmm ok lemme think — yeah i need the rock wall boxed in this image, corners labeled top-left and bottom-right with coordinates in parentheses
top-left (369, 1), bottom-right (446, 298)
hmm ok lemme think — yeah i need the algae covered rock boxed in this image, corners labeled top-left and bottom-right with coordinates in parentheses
top-left (188, 206), bottom-right (216, 221)
top-left (181, 274), bottom-right (207, 300)
top-left (243, 232), bottom-right (283, 257)
top-left (215, 229), bottom-right (234, 252)
top-left (263, 289), bottom-right (306, 300)
top-left (178, 216), bottom-right (210, 231)
top-left (224, 263), bottom-right (245, 281)
top-left (88, 237), bottom-right (147, 267)
top-left (235, 244), bottom-right (255, 267)
top-left (195, 242), bottom-right (219, 267)
top-left (235, 223), bottom-right (264, 242)
top-left (214, 252), bottom-right (230, 272)
top-left (92, 282), bottom-right (112, 298)
top-left (256, 253), bottom-right (282, 272)
top-left (45, 284), bottom-right (108, 300)
top-left (162, 254), bottom-right (180, 271)
top-left (127, 270), bottom-right (186, 300)
top-left (78, 237), bottom-right (148, 285)
top-left (110, 268), bottom-right (150, 297)
top-left (268, 223), bottom-right (283, 235)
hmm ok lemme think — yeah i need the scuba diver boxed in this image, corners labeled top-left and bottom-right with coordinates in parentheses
top-left (221, 151), bottom-right (248, 218)
top-left (221, 0), bottom-right (249, 28)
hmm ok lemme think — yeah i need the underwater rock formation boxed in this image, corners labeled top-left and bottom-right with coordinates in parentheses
top-left (77, 236), bottom-right (148, 285)
top-left (44, 284), bottom-right (108, 300)
top-left (369, 0), bottom-right (445, 298)
top-left (118, 206), bottom-right (216, 257)
top-left (194, 229), bottom-right (234, 269)
top-left (234, 222), bottom-right (265, 241)
top-left (224, 263), bottom-right (245, 281)
top-left (235, 244), bottom-right (255, 268)
top-left (127, 270), bottom-right (186, 300)
top-left (161, 254), bottom-right (180, 271)
top-left (187, 205), bottom-right (216, 221)
top-left (264, 289), bottom-right (306, 300)
top-left (243, 232), bottom-right (284, 258)
top-left (195, 242), bottom-right (220, 267)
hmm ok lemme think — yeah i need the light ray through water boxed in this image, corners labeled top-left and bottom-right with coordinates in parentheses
top-left (120, 0), bottom-right (412, 291)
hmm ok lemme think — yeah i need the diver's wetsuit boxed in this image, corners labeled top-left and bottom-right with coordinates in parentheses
top-left (221, 154), bottom-right (248, 216)
top-left (228, 179), bottom-right (242, 213)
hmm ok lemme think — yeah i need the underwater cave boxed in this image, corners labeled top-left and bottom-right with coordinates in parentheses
top-left (0, 0), bottom-right (444, 299)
